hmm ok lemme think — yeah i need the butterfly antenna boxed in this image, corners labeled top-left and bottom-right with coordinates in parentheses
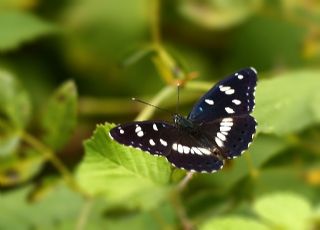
top-left (176, 83), bottom-right (180, 114)
top-left (132, 98), bottom-right (173, 115)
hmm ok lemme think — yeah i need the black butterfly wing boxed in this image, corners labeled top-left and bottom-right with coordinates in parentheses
top-left (109, 121), bottom-right (175, 156)
top-left (188, 67), bottom-right (257, 123)
top-left (199, 115), bottom-right (257, 159)
top-left (109, 121), bottom-right (224, 172)
top-left (165, 134), bottom-right (224, 173)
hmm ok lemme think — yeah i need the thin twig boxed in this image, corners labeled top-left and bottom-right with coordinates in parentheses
top-left (178, 172), bottom-right (195, 191)
top-left (20, 131), bottom-right (90, 198)
top-left (244, 152), bottom-right (260, 179)
top-left (150, 0), bottom-right (161, 45)
top-left (169, 190), bottom-right (194, 230)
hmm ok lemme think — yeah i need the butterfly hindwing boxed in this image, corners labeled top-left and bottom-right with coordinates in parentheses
top-left (188, 67), bottom-right (257, 122)
top-left (199, 115), bottom-right (257, 159)
top-left (165, 134), bottom-right (224, 172)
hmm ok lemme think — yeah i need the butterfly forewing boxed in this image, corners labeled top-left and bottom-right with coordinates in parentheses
top-left (109, 121), bottom-right (176, 156)
top-left (110, 121), bottom-right (224, 173)
top-left (188, 67), bottom-right (257, 123)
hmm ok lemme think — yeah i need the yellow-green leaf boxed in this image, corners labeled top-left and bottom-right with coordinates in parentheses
top-left (76, 123), bottom-right (172, 210)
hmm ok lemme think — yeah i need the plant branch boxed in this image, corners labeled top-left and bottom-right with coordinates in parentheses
top-left (150, 0), bottom-right (161, 45)
top-left (178, 172), bottom-right (195, 191)
top-left (20, 131), bottom-right (90, 198)
top-left (169, 190), bottom-right (194, 230)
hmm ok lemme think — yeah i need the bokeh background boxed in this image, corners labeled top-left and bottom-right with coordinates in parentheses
top-left (1, 0), bottom-right (320, 229)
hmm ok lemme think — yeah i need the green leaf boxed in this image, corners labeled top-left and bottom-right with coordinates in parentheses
top-left (204, 134), bottom-right (288, 191)
top-left (200, 216), bottom-right (270, 230)
top-left (0, 149), bottom-right (44, 186)
top-left (0, 69), bottom-right (31, 129)
top-left (0, 11), bottom-right (56, 52)
top-left (0, 132), bottom-right (20, 156)
top-left (41, 80), bottom-right (77, 150)
top-left (76, 123), bottom-right (172, 210)
top-left (179, 0), bottom-right (262, 29)
top-left (255, 70), bottom-right (320, 135)
top-left (0, 186), bottom-right (83, 229)
top-left (253, 193), bottom-right (312, 230)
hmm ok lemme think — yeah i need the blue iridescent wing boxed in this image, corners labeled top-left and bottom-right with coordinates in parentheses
top-left (187, 67), bottom-right (257, 123)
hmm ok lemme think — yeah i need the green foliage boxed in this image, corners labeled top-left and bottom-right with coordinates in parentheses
top-left (76, 123), bottom-right (172, 210)
top-left (0, 186), bottom-right (83, 230)
top-left (179, 0), bottom-right (262, 29)
top-left (254, 193), bottom-right (312, 230)
top-left (200, 193), bottom-right (317, 230)
top-left (200, 216), bottom-right (269, 230)
top-left (0, 11), bottom-right (56, 52)
top-left (254, 70), bottom-right (320, 135)
top-left (41, 81), bottom-right (78, 150)
top-left (0, 69), bottom-right (31, 129)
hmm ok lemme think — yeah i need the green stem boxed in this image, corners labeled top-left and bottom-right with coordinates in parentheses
top-left (169, 190), bottom-right (194, 230)
top-left (20, 131), bottom-right (90, 198)
top-left (150, 0), bottom-right (161, 45)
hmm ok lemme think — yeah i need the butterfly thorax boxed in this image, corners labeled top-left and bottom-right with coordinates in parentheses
top-left (173, 114), bottom-right (199, 133)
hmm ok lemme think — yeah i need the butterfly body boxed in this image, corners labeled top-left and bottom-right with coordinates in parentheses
top-left (109, 67), bottom-right (258, 173)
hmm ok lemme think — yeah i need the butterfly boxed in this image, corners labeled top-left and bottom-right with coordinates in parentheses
top-left (109, 67), bottom-right (257, 173)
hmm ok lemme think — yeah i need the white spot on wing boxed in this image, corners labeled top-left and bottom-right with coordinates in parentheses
top-left (172, 143), bottom-right (177, 151)
top-left (222, 118), bottom-right (233, 122)
top-left (120, 129), bottom-right (124, 134)
top-left (215, 137), bottom-right (224, 147)
top-left (225, 89), bottom-right (235, 95)
top-left (153, 124), bottom-right (158, 131)
top-left (109, 132), bottom-right (114, 140)
top-left (192, 147), bottom-right (202, 155)
top-left (232, 99), bottom-right (241, 105)
top-left (149, 139), bottom-right (155, 146)
top-left (198, 147), bottom-right (211, 155)
top-left (160, 139), bottom-right (167, 146)
top-left (220, 86), bottom-right (231, 92)
top-left (225, 107), bottom-right (235, 114)
top-left (137, 131), bottom-right (144, 137)
top-left (205, 99), bottom-right (214, 105)
top-left (183, 146), bottom-right (190, 154)
top-left (238, 74), bottom-right (244, 80)
top-left (217, 132), bottom-right (226, 141)
top-left (220, 126), bottom-right (231, 132)
top-left (135, 125), bottom-right (141, 133)
top-left (178, 144), bottom-right (183, 153)
top-left (220, 121), bottom-right (233, 127)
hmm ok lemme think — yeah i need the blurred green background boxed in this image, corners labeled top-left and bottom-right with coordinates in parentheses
top-left (1, 0), bottom-right (320, 229)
